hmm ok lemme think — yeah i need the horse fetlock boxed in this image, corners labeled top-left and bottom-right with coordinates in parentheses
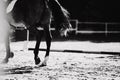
top-left (39, 56), bottom-right (49, 67)
top-left (9, 52), bottom-right (14, 58)
top-left (42, 56), bottom-right (49, 66)
top-left (34, 57), bottom-right (41, 65)
top-left (2, 58), bottom-right (9, 64)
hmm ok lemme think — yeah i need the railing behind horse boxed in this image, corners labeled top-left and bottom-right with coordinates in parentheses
top-left (12, 20), bottom-right (120, 44)
top-left (77, 21), bottom-right (120, 35)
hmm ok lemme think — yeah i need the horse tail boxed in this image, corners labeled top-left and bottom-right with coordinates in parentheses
top-left (48, 0), bottom-right (71, 30)
top-left (60, 6), bottom-right (70, 18)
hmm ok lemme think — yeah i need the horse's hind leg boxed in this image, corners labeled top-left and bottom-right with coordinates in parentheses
top-left (41, 26), bottom-right (52, 66)
top-left (34, 30), bottom-right (44, 65)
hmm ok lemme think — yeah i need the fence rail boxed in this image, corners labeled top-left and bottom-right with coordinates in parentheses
top-left (13, 19), bottom-right (120, 33)
top-left (13, 19), bottom-right (120, 41)
top-left (73, 20), bottom-right (120, 35)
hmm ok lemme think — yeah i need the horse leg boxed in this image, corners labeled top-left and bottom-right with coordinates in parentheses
top-left (41, 26), bottom-right (52, 66)
top-left (2, 34), bottom-right (14, 63)
top-left (34, 30), bottom-right (44, 65)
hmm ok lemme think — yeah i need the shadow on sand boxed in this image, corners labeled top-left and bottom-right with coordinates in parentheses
top-left (28, 48), bottom-right (120, 56)
top-left (4, 66), bottom-right (33, 74)
top-left (4, 65), bottom-right (44, 74)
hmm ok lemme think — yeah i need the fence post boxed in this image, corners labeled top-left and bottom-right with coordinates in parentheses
top-left (76, 20), bottom-right (79, 34)
top-left (105, 23), bottom-right (108, 36)
top-left (23, 29), bottom-right (29, 51)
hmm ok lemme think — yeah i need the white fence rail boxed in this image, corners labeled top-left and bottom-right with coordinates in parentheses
top-left (14, 19), bottom-right (120, 41)
top-left (76, 21), bottom-right (120, 35)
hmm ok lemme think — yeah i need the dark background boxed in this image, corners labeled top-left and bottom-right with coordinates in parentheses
top-left (13, 0), bottom-right (120, 42)
top-left (59, 0), bottom-right (120, 22)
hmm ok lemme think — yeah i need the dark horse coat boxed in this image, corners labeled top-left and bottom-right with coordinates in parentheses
top-left (9, 0), bottom-right (70, 30)
top-left (3, 0), bottom-right (71, 64)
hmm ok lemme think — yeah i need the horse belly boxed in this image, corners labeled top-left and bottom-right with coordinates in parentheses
top-left (40, 7), bottom-right (52, 26)
top-left (11, 0), bottom-right (44, 28)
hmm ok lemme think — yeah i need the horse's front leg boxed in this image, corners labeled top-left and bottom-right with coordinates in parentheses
top-left (2, 34), bottom-right (14, 63)
top-left (41, 26), bottom-right (52, 66)
top-left (34, 30), bottom-right (44, 65)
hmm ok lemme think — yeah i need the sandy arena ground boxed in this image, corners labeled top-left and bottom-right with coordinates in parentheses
top-left (0, 41), bottom-right (120, 80)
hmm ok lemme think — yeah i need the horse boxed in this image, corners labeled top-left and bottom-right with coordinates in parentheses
top-left (2, 0), bottom-right (71, 66)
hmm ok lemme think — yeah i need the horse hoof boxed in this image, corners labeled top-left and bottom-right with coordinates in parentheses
top-left (34, 57), bottom-right (41, 65)
top-left (1, 58), bottom-right (9, 64)
top-left (40, 62), bottom-right (47, 67)
top-left (9, 52), bottom-right (14, 58)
